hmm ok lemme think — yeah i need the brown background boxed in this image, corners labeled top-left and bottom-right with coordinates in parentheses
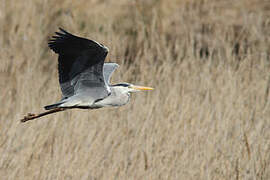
top-left (0, 0), bottom-right (269, 179)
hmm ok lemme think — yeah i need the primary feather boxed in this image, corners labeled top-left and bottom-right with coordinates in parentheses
top-left (46, 28), bottom-right (110, 109)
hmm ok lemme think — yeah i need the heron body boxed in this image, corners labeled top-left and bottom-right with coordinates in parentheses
top-left (20, 28), bottom-right (153, 122)
top-left (44, 28), bottom-right (153, 110)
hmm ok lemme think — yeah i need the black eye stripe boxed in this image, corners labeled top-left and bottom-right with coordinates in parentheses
top-left (113, 83), bottom-right (129, 87)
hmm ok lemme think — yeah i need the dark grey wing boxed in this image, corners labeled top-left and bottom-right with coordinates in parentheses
top-left (48, 28), bottom-right (110, 102)
top-left (103, 63), bottom-right (119, 86)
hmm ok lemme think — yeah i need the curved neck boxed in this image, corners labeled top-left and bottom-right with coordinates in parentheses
top-left (93, 86), bottom-right (130, 107)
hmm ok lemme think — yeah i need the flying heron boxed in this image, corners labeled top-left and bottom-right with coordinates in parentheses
top-left (21, 28), bottom-right (153, 122)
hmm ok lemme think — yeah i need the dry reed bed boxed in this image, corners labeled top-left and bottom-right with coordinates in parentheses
top-left (0, 0), bottom-right (269, 179)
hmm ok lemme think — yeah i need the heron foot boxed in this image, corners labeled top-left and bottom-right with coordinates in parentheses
top-left (27, 113), bottom-right (36, 117)
top-left (21, 113), bottom-right (36, 122)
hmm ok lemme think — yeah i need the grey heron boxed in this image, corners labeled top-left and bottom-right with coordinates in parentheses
top-left (21, 28), bottom-right (153, 122)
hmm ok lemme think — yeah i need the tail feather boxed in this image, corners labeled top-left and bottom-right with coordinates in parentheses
top-left (44, 102), bottom-right (64, 110)
top-left (45, 96), bottom-right (83, 110)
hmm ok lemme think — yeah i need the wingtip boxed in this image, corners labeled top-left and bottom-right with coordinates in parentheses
top-left (59, 27), bottom-right (66, 33)
top-left (58, 27), bottom-right (72, 36)
top-left (48, 28), bottom-right (70, 52)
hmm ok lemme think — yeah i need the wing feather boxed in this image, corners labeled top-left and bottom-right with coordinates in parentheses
top-left (103, 63), bottom-right (119, 85)
top-left (48, 28), bottom-right (109, 103)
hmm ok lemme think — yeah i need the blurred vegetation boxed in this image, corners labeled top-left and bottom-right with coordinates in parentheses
top-left (0, 0), bottom-right (270, 179)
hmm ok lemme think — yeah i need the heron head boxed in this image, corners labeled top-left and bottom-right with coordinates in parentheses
top-left (114, 83), bottom-right (154, 93)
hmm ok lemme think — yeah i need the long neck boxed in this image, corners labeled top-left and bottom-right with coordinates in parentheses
top-left (94, 86), bottom-right (130, 107)
top-left (108, 86), bottom-right (130, 106)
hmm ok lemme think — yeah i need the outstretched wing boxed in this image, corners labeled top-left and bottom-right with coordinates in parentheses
top-left (48, 28), bottom-right (110, 103)
top-left (103, 63), bottom-right (119, 86)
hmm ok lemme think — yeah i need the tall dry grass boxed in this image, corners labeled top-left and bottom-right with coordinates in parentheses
top-left (0, 0), bottom-right (270, 179)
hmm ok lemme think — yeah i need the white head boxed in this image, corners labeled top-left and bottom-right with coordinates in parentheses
top-left (97, 83), bottom-right (153, 107)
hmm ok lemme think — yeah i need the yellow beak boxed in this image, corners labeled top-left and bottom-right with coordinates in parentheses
top-left (131, 85), bottom-right (154, 91)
